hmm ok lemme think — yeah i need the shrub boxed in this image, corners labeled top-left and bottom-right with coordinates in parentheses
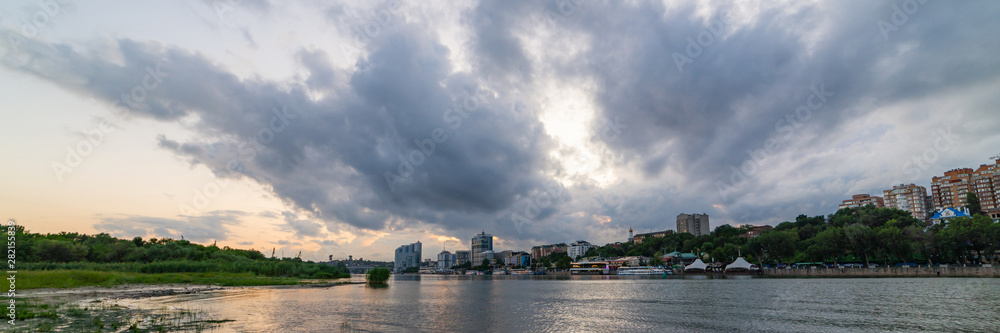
top-left (366, 267), bottom-right (390, 285)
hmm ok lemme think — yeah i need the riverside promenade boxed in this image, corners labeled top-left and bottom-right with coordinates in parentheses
top-left (762, 266), bottom-right (1000, 278)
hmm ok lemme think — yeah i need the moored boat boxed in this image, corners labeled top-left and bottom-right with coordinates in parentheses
top-left (617, 266), bottom-right (666, 275)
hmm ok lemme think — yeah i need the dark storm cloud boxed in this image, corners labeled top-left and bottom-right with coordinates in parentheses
top-left (95, 210), bottom-right (244, 243)
top-left (526, 1), bottom-right (1000, 226)
top-left (2, 13), bottom-right (558, 239)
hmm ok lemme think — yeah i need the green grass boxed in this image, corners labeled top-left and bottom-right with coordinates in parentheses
top-left (20, 270), bottom-right (308, 289)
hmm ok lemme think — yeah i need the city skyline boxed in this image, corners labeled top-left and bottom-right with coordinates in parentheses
top-left (3, 1), bottom-right (1000, 262)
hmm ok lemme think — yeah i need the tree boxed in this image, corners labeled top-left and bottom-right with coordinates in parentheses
top-left (967, 192), bottom-right (982, 216)
top-left (844, 224), bottom-right (877, 266)
top-left (556, 256), bottom-right (572, 269)
top-left (649, 255), bottom-right (664, 267)
top-left (539, 257), bottom-right (552, 269)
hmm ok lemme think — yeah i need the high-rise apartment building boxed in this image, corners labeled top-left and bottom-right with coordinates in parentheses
top-left (471, 231), bottom-right (493, 266)
top-left (394, 241), bottom-right (422, 272)
top-left (883, 184), bottom-right (932, 220)
top-left (932, 156), bottom-right (1000, 213)
top-left (838, 194), bottom-right (885, 210)
top-left (676, 213), bottom-right (710, 236)
top-left (931, 168), bottom-right (974, 211)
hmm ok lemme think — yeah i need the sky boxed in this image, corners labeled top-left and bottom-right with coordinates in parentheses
top-left (2, 0), bottom-right (999, 262)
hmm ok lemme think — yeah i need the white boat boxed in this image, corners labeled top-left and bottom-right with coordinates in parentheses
top-left (616, 266), bottom-right (666, 275)
top-left (492, 269), bottom-right (507, 275)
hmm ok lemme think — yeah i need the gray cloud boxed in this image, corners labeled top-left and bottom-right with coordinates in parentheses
top-left (95, 210), bottom-right (245, 243)
top-left (6, 0), bottom-right (1000, 251)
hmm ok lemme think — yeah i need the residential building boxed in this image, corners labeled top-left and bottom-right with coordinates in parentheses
top-left (393, 241), bottom-right (422, 273)
top-left (883, 184), bottom-right (932, 220)
top-left (496, 250), bottom-right (513, 265)
top-left (677, 213), bottom-right (711, 236)
top-left (931, 168), bottom-right (974, 211)
top-left (932, 156), bottom-right (1000, 213)
top-left (455, 250), bottom-right (472, 266)
top-left (437, 250), bottom-right (456, 270)
top-left (739, 225), bottom-right (773, 238)
top-left (471, 231), bottom-right (493, 266)
top-left (632, 230), bottom-right (672, 244)
top-left (838, 194), bottom-right (885, 210)
top-left (567, 240), bottom-right (594, 260)
top-left (530, 243), bottom-right (567, 261)
top-left (504, 251), bottom-right (531, 267)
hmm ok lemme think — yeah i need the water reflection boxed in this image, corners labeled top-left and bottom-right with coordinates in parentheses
top-left (124, 276), bottom-right (1000, 332)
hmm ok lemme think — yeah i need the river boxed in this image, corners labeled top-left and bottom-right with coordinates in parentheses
top-left (124, 276), bottom-right (1000, 332)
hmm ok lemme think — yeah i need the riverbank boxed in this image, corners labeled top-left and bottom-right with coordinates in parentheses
top-left (759, 266), bottom-right (1000, 278)
top-left (20, 270), bottom-right (338, 289)
top-left (14, 281), bottom-right (359, 332)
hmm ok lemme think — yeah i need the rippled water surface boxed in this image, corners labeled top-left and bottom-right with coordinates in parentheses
top-left (130, 276), bottom-right (1000, 332)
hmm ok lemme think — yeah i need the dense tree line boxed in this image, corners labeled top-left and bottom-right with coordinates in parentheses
top-left (14, 226), bottom-right (350, 279)
top-left (584, 205), bottom-right (1000, 266)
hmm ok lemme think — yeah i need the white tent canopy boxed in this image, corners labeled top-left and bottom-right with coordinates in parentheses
top-left (725, 257), bottom-right (753, 271)
top-left (684, 259), bottom-right (707, 271)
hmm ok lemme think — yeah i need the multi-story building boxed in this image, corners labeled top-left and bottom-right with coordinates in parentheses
top-left (677, 213), bottom-right (711, 236)
top-left (436, 250), bottom-right (456, 270)
top-left (503, 251), bottom-right (531, 267)
top-left (931, 169), bottom-right (974, 211)
top-left (455, 250), bottom-right (471, 266)
top-left (933, 156), bottom-right (1000, 214)
top-left (739, 225), bottom-right (773, 238)
top-left (632, 230), bottom-right (672, 244)
top-left (530, 243), bottom-right (567, 262)
top-left (883, 184), bottom-right (932, 220)
top-left (471, 231), bottom-right (493, 266)
top-left (838, 194), bottom-right (885, 210)
top-left (567, 240), bottom-right (593, 260)
top-left (393, 241), bottom-right (422, 273)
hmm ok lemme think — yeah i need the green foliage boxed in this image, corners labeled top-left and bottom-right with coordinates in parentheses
top-left (366, 267), bottom-right (391, 285)
top-left (555, 256), bottom-right (572, 269)
top-left (588, 205), bottom-right (1000, 267)
top-left (966, 192), bottom-right (982, 215)
top-left (16, 229), bottom-right (349, 287)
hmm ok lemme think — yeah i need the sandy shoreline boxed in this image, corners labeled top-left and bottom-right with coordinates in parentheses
top-left (22, 279), bottom-right (359, 304)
